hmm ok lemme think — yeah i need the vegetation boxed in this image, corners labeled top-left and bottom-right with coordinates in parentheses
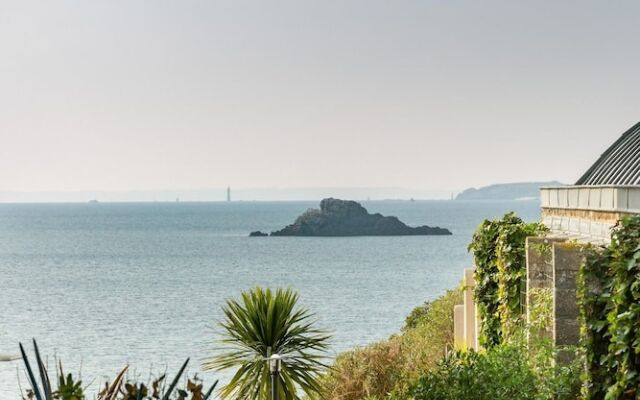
top-left (320, 259), bottom-right (582, 400)
top-left (578, 215), bottom-right (640, 399)
top-left (409, 338), bottom-right (581, 400)
top-left (20, 212), bottom-right (640, 400)
top-left (410, 284), bottom-right (580, 400)
top-left (578, 245), bottom-right (613, 399)
top-left (318, 288), bottom-right (462, 399)
top-left (319, 211), bottom-right (587, 400)
top-left (468, 212), bottom-right (547, 347)
top-left (19, 340), bottom-right (216, 400)
top-left (205, 287), bottom-right (331, 400)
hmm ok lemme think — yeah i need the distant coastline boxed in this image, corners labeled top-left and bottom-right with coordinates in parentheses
top-left (0, 188), bottom-right (458, 203)
top-left (455, 181), bottom-right (565, 201)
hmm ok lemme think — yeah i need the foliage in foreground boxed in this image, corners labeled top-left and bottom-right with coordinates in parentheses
top-left (410, 288), bottom-right (581, 400)
top-left (20, 340), bottom-right (216, 400)
top-left (318, 288), bottom-right (462, 400)
top-left (205, 287), bottom-right (331, 400)
top-left (578, 215), bottom-right (640, 399)
top-left (468, 212), bottom-right (548, 348)
top-left (409, 339), bottom-right (581, 400)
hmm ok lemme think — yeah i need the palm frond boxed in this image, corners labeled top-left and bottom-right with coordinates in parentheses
top-left (205, 287), bottom-right (331, 400)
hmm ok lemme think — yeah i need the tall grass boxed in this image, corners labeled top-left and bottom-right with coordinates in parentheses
top-left (318, 288), bottom-right (462, 400)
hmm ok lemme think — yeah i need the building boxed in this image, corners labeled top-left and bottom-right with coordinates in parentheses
top-left (541, 121), bottom-right (640, 244)
top-left (454, 121), bottom-right (640, 356)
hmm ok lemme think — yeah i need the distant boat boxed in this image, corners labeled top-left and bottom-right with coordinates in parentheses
top-left (88, 199), bottom-right (99, 204)
top-left (0, 354), bottom-right (19, 362)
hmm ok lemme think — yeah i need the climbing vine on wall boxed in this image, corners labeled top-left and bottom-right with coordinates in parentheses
top-left (469, 218), bottom-right (501, 347)
top-left (578, 215), bottom-right (640, 400)
top-left (578, 246), bottom-right (613, 400)
top-left (468, 212), bottom-right (547, 348)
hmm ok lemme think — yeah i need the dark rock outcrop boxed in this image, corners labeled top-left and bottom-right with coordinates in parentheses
top-left (270, 198), bottom-right (451, 236)
top-left (249, 231), bottom-right (269, 237)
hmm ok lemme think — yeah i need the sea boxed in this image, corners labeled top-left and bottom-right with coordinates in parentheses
top-left (0, 200), bottom-right (539, 398)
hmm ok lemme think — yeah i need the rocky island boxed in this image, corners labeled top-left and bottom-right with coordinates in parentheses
top-left (253, 198), bottom-right (451, 237)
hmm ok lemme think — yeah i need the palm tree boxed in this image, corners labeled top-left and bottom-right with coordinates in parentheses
top-left (205, 287), bottom-right (331, 400)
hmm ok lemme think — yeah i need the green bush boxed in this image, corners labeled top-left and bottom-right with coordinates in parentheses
top-left (410, 278), bottom-right (580, 400)
top-left (409, 337), bottom-right (581, 400)
top-left (402, 301), bottom-right (431, 331)
top-left (410, 345), bottom-right (537, 400)
top-left (319, 288), bottom-right (462, 399)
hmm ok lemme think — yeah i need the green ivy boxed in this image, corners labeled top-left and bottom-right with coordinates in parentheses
top-left (468, 212), bottom-right (547, 348)
top-left (606, 216), bottom-right (640, 399)
top-left (468, 218), bottom-right (501, 347)
top-left (577, 215), bottom-right (640, 400)
top-left (578, 245), bottom-right (613, 400)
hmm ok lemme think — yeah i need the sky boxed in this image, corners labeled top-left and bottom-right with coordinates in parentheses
top-left (1, 1), bottom-right (639, 200)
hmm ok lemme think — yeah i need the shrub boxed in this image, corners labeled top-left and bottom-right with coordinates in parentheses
top-left (410, 345), bottom-right (538, 400)
top-left (402, 302), bottom-right (431, 331)
top-left (319, 288), bottom-right (462, 399)
top-left (409, 337), bottom-right (581, 400)
top-left (410, 278), bottom-right (581, 400)
top-left (321, 339), bottom-right (403, 400)
top-left (398, 288), bottom-right (461, 387)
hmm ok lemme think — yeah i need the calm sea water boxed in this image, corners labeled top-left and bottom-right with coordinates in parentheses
top-left (0, 200), bottom-right (539, 398)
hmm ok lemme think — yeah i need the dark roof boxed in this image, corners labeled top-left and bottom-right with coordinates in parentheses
top-left (576, 121), bottom-right (640, 185)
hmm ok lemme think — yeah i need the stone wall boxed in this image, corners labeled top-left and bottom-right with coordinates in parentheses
top-left (454, 237), bottom-right (586, 357)
top-left (541, 185), bottom-right (640, 242)
top-left (525, 237), bottom-right (565, 341)
top-left (552, 241), bottom-right (584, 363)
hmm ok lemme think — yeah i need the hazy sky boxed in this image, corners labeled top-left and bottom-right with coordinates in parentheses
top-left (1, 1), bottom-right (639, 196)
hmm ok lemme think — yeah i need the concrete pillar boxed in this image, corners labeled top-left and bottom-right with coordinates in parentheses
top-left (463, 268), bottom-right (477, 350)
top-left (552, 241), bottom-right (584, 363)
top-left (454, 304), bottom-right (465, 349)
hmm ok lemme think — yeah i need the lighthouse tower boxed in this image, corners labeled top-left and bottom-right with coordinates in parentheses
top-left (226, 187), bottom-right (231, 202)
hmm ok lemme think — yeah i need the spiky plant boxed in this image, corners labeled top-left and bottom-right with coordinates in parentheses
top-left (19, 340), bottom-right (217, 400)
top-left (205, 287), bottom-right (331, 400)
top-left (54, 362), bottom-right (84, 400)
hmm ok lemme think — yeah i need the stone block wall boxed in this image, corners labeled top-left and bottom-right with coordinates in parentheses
top-left (552, 242), bottom-right (585, 363)
top-left (526, 237), bottom-right (566, 341)
top-left (540, 185), bottom-right (640, 243)
top-left (453, 238), bottom-right (586, 357)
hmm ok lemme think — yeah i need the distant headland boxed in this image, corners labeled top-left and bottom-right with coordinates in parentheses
top-left (455, 181), bottom-right (564, 201)
top-left (250, 198), bottom-right (452, 237)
